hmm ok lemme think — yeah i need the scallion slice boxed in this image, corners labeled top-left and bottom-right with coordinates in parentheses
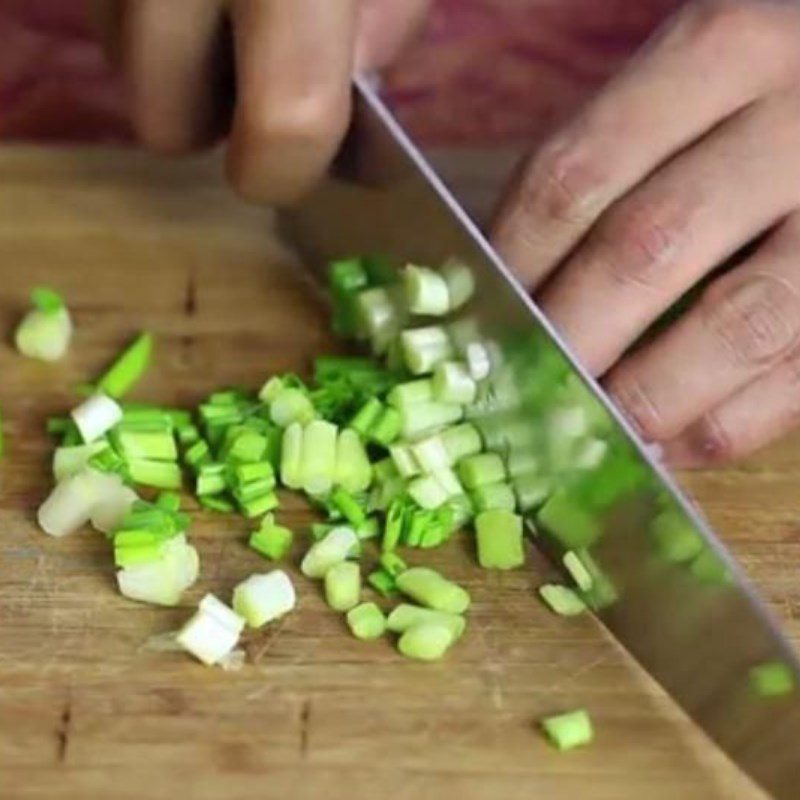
top-left (475, 509), bottom-right (525, 570)
top-left (96, 332), bottom-right (153, 398)
top-left (398, 622), bottom-right (454, 661)
top-left (233, 570), bottom-right (296, 627)
top-left (403, 264), bottom-right (450, 316)
top-left (346, 602), bottom-right (386, 640)
top-left (395, 567), bottom-right (470, 614)
top-left (324, 561), bottom-right (361, 612)
top-left (540, 709), bottom-right (594, 751)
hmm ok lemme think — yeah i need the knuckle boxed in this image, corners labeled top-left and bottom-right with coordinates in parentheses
top-left (689, 412), bottom-right (736, 464)
top-left (521, 134), bottom-right (605, 226)
top-left (594, 200), bottom-right (684, 290)
top-left (702, 271), bottom-right (800, 367)
top-left (608, 370), bottom-right (669, 441)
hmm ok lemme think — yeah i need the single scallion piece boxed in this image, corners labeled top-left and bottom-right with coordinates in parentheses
top-left (538, 584), bottom-right (587, 617)
top-left (475, 509), bottom-right (525, 570)
top-left (440, 259), bottom-right (475, 309)
top-left (387, 379), bottom-right (433, 411)
top-left (96, 332), bottom-right (153, 398)
top-left (329, 486), bottom-right (367, 527)
top-left (232, 570), bottom-right (296, 628)
top-left (403, 264), bottom-right (450, 316)
top-left (395, 567), bottom-right (470, 614)
top-left (400, 326), bottom-right (454, 375)
top-left (334, 429), bottom-right (372, 494)
top-left (440, 423), bottom-right (482, 462)
top-left (176, 593), bottom-right (245, 665)
top-left (458, 452), bottom-right (506, 489)
top-left (15, 286), bottom-right (72, 362)
top-left (367, 568), bottom-right (397, 597)
top-left (749, 661), bottom-right (796, 698)
top-left (470, 481), bottom-right (516, 513)
top-left (410, 434), bottom-right (451, 473)
top-left (400, 401), bottom-right (463, 439)
top-left (349, 397), bottom-right (383, 437)
top-left (563, 551), bottom-right (593, 592)
top-left (280, 422), bottom-right (304, 490)
top-left (127, 459), bottom-right (182, 490)
top-left (270, 387), bottom-right (316, 428)
top-left (398, 622), bottom-right (454, 661)
top-left (301, 419), bottom-right (338, 496)
top-left (367, 407), bottom-right (402, 446)
top-left (379, 552), bottom-right (407, 578)
top-left (249, 514), bottom-right (293, 561)
top-left (408, 474), bottom-right (450, 511)
top-left (301, 526), bottom-right (359, 579)
top-left (71, 393), bottom-right (123, 443)
top-left (540, 709), bottom-right (594, 751)
top-left (386, 604), bottom-right (466, 640)
top-left (324, 561), bottom-right (362, 612)
top-left (346, 602), bottom-right (387, 640)
top-left (432, 361), bottom-right (477, 405)
top-left (389, 443), bottom-right (420, 478)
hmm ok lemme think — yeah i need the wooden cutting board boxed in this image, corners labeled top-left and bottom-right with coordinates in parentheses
top-left (0, 146), bottom-right (793, 800)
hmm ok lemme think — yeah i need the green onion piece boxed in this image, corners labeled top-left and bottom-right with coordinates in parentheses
top-left (329, 258), bottom-right (370, 335)
top-left (184, 439), bottom-right (211, 472)
top-left (475, 509), bottom-right (525, 570)
top-left (356, 286), bottom-right (403, 352)
top-left (356, 517), bottom-right (379, 540)
top-left (324, 561), bottom-right (362, 612)
top-left (47, 416), bottom-right (71, 435)
top-left (223, 429), bottom-right (268, 464)
top-left (367, 407), bottom-right (402, 446)
top-left (156, 491), bottom-right (181, 513)
top-left (369, 476), bottom-right (406, 512)
top-left (88, 446), bottom-right (128, 479)
top-left (440, 423), bottom-right (482, 462)
top-left (389, 444), bottom-right (420, 478)
top-left (386, 603), bottom-right (466, 640)
top-left (408, 474), bottom-right (450, 510)
top-left (432, 361), bottom-right (477, 405)
top-left (330, 486), bottom-right (367, 527)
top-left (234, 461), bottom-right (275, 486)
top-left (176, 594), bottom-right (244, 663)
top-left (280, 422), bottom-right (304, 490)
top-left (270, 387), bottom-right (316, 428)
top-left (310, 522), bottom-right (335, 541)
top-left (118, 538), bottom-right (199, 608)
top-left (176, 424), bottom-right (200, 446)
top-left (410, 435), bottom-right (450, 473)
top-left (513, 473), bottom-right (551, 511)
top-left (689, 549), bottom-right (733, 586)
top-left (233, 570), bottom-right (296, 628)
top-left (650, 509), bottom-right (705, 564)
top-left (387, 379), bottom-right (434, 410)
top-left (401, 401), bottom-right (463, 439)
top-left (538, 584), bottom-right (587, 616)
top-left (749, 661), bottom-right (796, 698)
top-left (96, 332), bottom-right (153, 398)
top-left (53, 440), bottom-right (109, 481)
top-left (383, 497), bottom-right (409, 552)
top-left (16, 288), bottom-right (72, 362)
top-left (113, 427), bottom-right (178, 462)
top-left (470, 481), bottom-right (516, 513)
top-left (573, 437), bottom-right (608, 470)
top-left (432, 467), bottom-right (462, 498)
top-left (379, 552), bottom-right (407, 578)
top-left (128, 459), bottom-right (182, 490)
top-left (349, 397), bottom-right (383, 436)
top-left (196, 463), bottom-right (227, 496)
top-left (199, 495), bottom-right (236, 513)
top-left (458, 453), bottom-right (506, 489)
top-left (540, 709), bottom-right (594, 751)
top-left (346, 602), bottom-right (387, 640)
top-left (237, 491), bottom-right (279, 519)
top-left (401, 326), bottom-right (454, 375)
top-left (537, 490), bottom-right (600, 550)
top-left (398, 622), bottom-right (454, 661)
top-left (300, 420), bottom-right (338, 496)
top-left (403, 264), bottom-right (450, 316)
top-left (258, 376), bottom-right (284, 404)
top-left (563, 551), bottom-right (593, 592)
top-left (301, 526), bottom-right (359, 579)
top-left (440, 259), bottom-right (475, 309)
top-left (334, 429), bottom-right (372, 494)
top-left (367, 569), bottom-right (397, 597)
top-left (395, 567), bottom-right (470, 614)
top-left (71, 393), bottom-right (123, 443)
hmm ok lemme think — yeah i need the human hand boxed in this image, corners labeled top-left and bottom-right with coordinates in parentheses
top-left (96, 0), bottom-right (428, 204)
top-left (492, 0), bottom-right (800, 468)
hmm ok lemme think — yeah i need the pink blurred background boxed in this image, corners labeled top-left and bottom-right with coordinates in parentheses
top-left (0, 0), bottom-right (683, 148)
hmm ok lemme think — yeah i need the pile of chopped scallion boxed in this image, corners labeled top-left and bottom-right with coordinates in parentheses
top-left (13, 260), bottom-right (648, 751)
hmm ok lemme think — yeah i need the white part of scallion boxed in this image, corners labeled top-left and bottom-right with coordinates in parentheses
top-left (71, 393), bottom-right (123, 443)
top-left (408, 474), bottom-right (450, 510)
top-left (440, 258), bottom-right (475, 310)
top-left (37, 470), bottom-right (101, 537)
top-left (401, 401), bottom-right (463, 439)
top-left (440, 423), bottom-right (482, 462)
top-left (387, 379), bottom-right (434, 411)
top-left (15, 306), bottom-right (72, 362)
top-left (410, 435), bottom-right (451, 473)
top-left (403, 264), bottom-right (450, 316)
top-left (280, 422), bottom-right (304, 489)
top-left (88, 473), bottom-right (138, 533)
top-left (301, 526), bottom-right (359, 579)
top-left (117, 537), bottom-right (199, 607)
top-left (400, 326), bottom-right (454, 375)
top-left (232, 570), bottom-right (296, 628)
top-left (53, 440), bottom-right (110, 481)
top-left (432, 361), bottom-right (477, 405)
top-left (334, 429), bottom-right (373, 494)
top-left (432, 467), bottom-right (463, 499)
top-left (301, 419), bottom-right (338, 496)
top-left (177, 593), bottom-right (245, 665)
top-left (270, 387), bottom-right (315, 428)
top-left (357, 287), bottom-right (403, 353)
top-left (389, 443), bottom-right (421, 478)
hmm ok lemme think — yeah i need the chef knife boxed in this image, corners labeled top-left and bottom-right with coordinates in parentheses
top-left (278, 75), bottom-right (800, 798)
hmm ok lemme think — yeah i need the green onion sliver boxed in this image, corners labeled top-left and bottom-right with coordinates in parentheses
top-left (538, 584), bottom-right (587, 617)
top-left (324, 561), bottom-right (362, 612)
top-left (475, 509), bottom-right (525, 570)
top-left (395, 567), bottom-right (470, 614)
top-left (540, 709), bottom-right (594, 751)
top-left (346, 602), bottom-right (387, 640)
top-left (96, 332), bottom-right (153, 398)
top-left (398, 622), bottom-right (454, 661)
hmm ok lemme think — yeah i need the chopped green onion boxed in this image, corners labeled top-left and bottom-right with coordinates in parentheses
top-left (349, 397), bottom-right (383, 436)
top-left (386, 604), bottom-right (466, 640)
top-left (184, 439), bottom-right (211, 471)
top-left (300, 420), bottom-right (338, 496)
top-left (89, 476), bottom-right (138, 534)
top-left (236, 490), bottom-right (279, 519)
top-left (573, 437), bottom-right (608, 470)
top-left (96, 332), bottom-right (153, 398)
top-left (234, 461), bottom-right (275, 486)
top-left (513, 473), bottom-right (551, 511)
top-left (200, 495), bottom-right (236, 513)
top-left (440, 423), bottom-right (482, 462)
top-left (71, 393), bottom-right (123, 443)
top-left (334, 429), bottom-right (372, 493)
top-left (403, 264), bottom-right (450, 316)
top-left (222, 429), bottom-right (268, 464)
top-left (367, 569), bottom-right (397, 597)
top-left (538, 584), bottom-right (587, 616)
top-left (408, 474), bottom-right (450, 510)
top-left (176, 593), bottom-right (245, 665)
top-left (301, 526), bottom-right (359, 579)
top-left (475, 509), bottom-right (525, 570)
top-left (395, 567), bottom-right (470, 614)
top-left (324, 561), bottom-right (361, 612)
top-left (127, 459), bottom-right (182, 490)
top-left (537, 490), bottom-right (600, 550)
top-left (749, 661), bottom-right (796, 698)
top-left (650, 509), bottom-right (705, 564)
top-left (379, 552), bottom-right (407, 578)
top-left (457, 453), bottom-right (506, 489)
top-left (258, 376), bottom-right (285, 404)
top-left (177, 424), bottom-right (200, 446)
top-left (440, 259), bottom-right (475, 309)
top-left (156, 491), bottom-right (181, 512)
top-left (398, 622), bottom-right (454, 661)
top-left (356, 517), bottom-right (380, 540)
top-left (383, 497), bottom-right (409, 552)
top-left (540, 709), bottom-right (594, 751)
top-left (249, 516), bottom-right (293, 561)
top-left (410, 435), bottom-right (450, 473)
top-left (400, 326), bottom-right (453, 375)
top-left (432, 361), bottom-right (477, 405)
top-left (389, 444), bottom-right (420, 478)
top-left (346, 602), bottom-right (387, 640)
top-left (113, 427), bottom-right (178, 462)
top-left (117, 536), bottom-right (199, 607)
top-left (53, 440), bottom-right (110, 481)
top-left (401, 401), bottom-right (463, 439)
top-left (233, 570), bottom-right (296, 628)
top-left (270, 387), bottom-right (316, 428)
top-left (465, 341), bottom-right (492, 380)
top-left (563, 551), bottom-right (593, 592)
top-left (470, 481), bottom-right (516, 513)
top-left (38, 470), bottom-right (100, 536)
top-left (367, 407), bottom-right (402, 446)
top-left (15, 288), bottom-right (72, 361)
top-left (689, 549), bottom-right (733, 585)
top-left (387, 379), bottom-right (433, 411)
top-left (280, 422), bottom-right (304, 489)
top-left (356, 287), bottom-right (404, 352)
top-left (330, 486), bottom-right (367, 527)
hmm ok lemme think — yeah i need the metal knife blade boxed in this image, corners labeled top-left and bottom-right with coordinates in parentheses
top-left (278, 76), bottom-right (800, 797)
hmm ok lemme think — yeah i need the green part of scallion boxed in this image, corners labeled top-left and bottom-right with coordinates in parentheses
top-left (31, 286), bottom-right (65, 314)
top-left (470, 481), bottom-right (516, 514)
top-left (540, 709), bottom-right (594, 751)
top-left (349, 397), bottom-right (383, 437)
top-left (127, 459), bottom-right (182, 490)
top-left (538, 584), bottom-right (587, 617)
top-left (398, 622), bottom-right (454, 661)
top-left (386, 604), bottom-right (466, 640)
top-left (367, 569), bottom-right (397, 598)
top-left (536, 489), bottom-right (600, 550)
top-left (96, 332), bottom-right (153, 399)
top-left (249, 517), bottom-right (293, 561)
top-left (379, 552), bottom-right (407, 578)
top-left (346, 602), bottom-right (387, 640)
top-left (562, 551), bottom-right (593, 592)
top-left (395, 567), bottom-right (470, 615)
top-left (199, 495), bottom-right (236, 514)
top-left (324, 560), bottom-right (362, 612)
top-left (475, 509), bottom-right (524, 570)
top-left (748, 661), bottom-right (796, 698)
top-left (155, 492), bottom-right (181, 513)
top-left (458, 453), bottom-right (506, 490)
top-left (383, 497), bottom-right (410, 552)
top-left (367, 407), bottom-right (402, 446)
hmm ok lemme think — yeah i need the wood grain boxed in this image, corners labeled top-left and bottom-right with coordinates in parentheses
top-left (0, 146), bottom-right (780, 800)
